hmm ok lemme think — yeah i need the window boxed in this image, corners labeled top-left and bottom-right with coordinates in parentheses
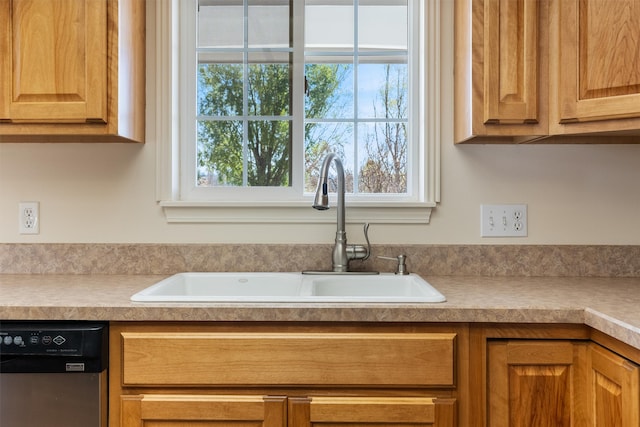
top-left (155, 0), bottom-right (440, 223)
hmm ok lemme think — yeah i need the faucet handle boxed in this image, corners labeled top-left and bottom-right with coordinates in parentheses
top-left (378, 254), bottom-right (409, 275)
top-left (362, 223), bottom-right (371, 261)
top-left (347, 223), bottom-right (371, 262)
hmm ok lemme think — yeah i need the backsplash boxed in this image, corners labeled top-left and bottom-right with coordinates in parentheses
top-left (1, 244), bottom-right (639, 277)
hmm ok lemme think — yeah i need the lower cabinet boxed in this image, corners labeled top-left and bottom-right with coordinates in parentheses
top-left (120, 394), bottom-right (287, 427)
top-left (486, 337), bottom-right (640, 427)
top-left (111, 322), bottom-right (640, 427)
top-left (109, 323), bottom-right (461, 427)
top-left (487, 340), bottom-right (587, 426)
top-left (291, 396), bottom-right (456, 427)
top-left (120, 394), bottom-right (455, 427)
top-left (586, 343), bottom-right (640, 426)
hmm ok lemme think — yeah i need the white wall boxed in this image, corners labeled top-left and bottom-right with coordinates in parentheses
top-left (1, 1), bottom-right (640, 245)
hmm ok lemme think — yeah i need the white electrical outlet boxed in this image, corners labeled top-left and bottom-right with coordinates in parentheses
top-left (480, 204), bottom-right (527, 237)
top-left (19, 202), bottom-right (40, 234)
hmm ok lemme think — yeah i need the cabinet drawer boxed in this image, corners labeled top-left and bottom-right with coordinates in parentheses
top-left (121, 332), bottom-right (455, 387)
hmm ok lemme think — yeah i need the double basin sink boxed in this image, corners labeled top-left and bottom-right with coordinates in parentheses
top-left (131, 272), bottom-right (446, 303)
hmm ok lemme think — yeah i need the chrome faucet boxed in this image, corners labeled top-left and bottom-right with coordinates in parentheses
top-left (312, 153), bottom-right (371, 272)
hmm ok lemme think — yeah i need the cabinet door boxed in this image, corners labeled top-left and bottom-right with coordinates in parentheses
top-left (0, 0), bottom-right (107, 123)
top-left (554, 0), bottom-right (640, 126)
top-left (487, 340), bottom-right (588, 427)
top-left (120, 394), bottom-right (287, 427)
top-left (585, 343), bottom-right (640, 427)
top-left (483, 0), bottom-right (540, 126)
top-left (454, 0), bottom-right (548, 143)
top-left (289, 396), bottom-right (456, 427)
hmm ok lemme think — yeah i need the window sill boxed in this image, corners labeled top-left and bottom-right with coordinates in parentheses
top-left (159, 201), bottom-right (434, 224)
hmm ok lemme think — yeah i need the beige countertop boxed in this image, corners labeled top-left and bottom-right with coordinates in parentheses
top-left (1, 274), bottom-right (639, 350)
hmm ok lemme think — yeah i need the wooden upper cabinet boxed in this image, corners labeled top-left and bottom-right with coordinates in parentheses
top-left (550, 0), bottom-right (640, 135)
top-left (454, 0), bottom-right (548, 143)
top-left (0, 0), bottom-right (107, 124)
top-left (0, 0), bottom-right (145, 142)
top-left (456, 0), bottom-right (640, 143)
top-left (484, 0), bottom-right (540, 126)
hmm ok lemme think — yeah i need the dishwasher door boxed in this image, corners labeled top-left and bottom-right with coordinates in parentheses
top-left (0, 371), bottom-right (107, 427)
top-left (0, 321), bottom-right (108, 427)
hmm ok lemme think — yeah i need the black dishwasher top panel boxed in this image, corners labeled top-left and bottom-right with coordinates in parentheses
top-left (0, 322), bottom-right (107, 357)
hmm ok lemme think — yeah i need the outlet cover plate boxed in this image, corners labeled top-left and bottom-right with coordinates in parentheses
top-left (19, 201), bottom-right (40, 235)
top-left (481, 204), bottom-right (527, 237)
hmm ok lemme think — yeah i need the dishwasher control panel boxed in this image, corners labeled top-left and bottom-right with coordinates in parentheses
top-left (0, 322), bottom-right (104, 357)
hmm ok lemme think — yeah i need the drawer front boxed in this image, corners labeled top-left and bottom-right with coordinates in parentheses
top-left (121, 332), bottom-right (455, 387)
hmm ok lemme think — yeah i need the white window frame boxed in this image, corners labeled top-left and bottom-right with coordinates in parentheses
top-left (154, 0), bottom-right (440, 224)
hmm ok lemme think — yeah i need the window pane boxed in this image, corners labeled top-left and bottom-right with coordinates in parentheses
top-left (358, 63), bottom-right (408, 119)
top-left (197, 120), bottom-right (243, 186)
top-left (198, 0), bottom-right (244, 48)
top-left (248, 61), bottom-right (292, 116)
top-left (198, 60), bottom-right (244, 116)
top-left (247, 120), bottom-right (291, 186)
top-left (305, 1), bottom-right (354, 51)
top-left (358, 1), bottom-right (407, 51)
top-left (248, 0), bottom-right (291, 48)
top-left (357, 121), bottom-right (407, 194)
top-left (304, 122), bottom-right (354, 193)
top-left (305, 63), bottom-right (353, 119)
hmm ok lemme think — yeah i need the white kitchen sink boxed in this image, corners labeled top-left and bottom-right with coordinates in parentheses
top-left (131, 272), bottom-right (446, 303)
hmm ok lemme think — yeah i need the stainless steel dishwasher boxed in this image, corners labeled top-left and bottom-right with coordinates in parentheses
top-left (0, 321), bottom-right (108, 427)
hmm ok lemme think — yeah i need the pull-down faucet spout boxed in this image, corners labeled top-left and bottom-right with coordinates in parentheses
top-left (312, 153), bottom-right (370, 272)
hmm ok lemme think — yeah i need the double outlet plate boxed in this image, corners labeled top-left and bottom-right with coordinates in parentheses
top-left (480, 204), bottom-right (527, 237)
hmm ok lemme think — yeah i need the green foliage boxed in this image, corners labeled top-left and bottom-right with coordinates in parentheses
top-left (197, 63), bottom-right (292, 186)
top-left (197, 62), bottom-right (347, 188)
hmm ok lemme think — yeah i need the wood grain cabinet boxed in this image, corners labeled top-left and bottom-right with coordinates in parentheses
top-left (584, 342), bottom-right (640, 427)
top-left (550, 0), bottom-right (640, 135)
top-left (455, 0), bottom-right (549, 143)
top-left (0, 0), bottom-right (145, 142)
top-left (455, 0), bottom-right (640, 143)
top-left (487, 340), bottom-right (588, 426)
top-left (289, 396), bottom-right (456, 427)
top-left (484, 335), bottom-right (640, 427)
top-left (120, 394), bottom-right (288, 427)
top-left (109, 323), bottom-right (461, 427)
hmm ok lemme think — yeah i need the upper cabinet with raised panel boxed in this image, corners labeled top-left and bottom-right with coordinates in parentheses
top-left (455, 0), bottom-right (640, 143)
top-left (0, 0), bottom-right (145, 143)
top-left (454, 0), bottom-right (549, 143)
top-left (550, 0), bottom-right (640, 135)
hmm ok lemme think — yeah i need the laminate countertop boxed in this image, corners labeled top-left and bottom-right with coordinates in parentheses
top-left (1, 274), bottom-right (639, 349)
